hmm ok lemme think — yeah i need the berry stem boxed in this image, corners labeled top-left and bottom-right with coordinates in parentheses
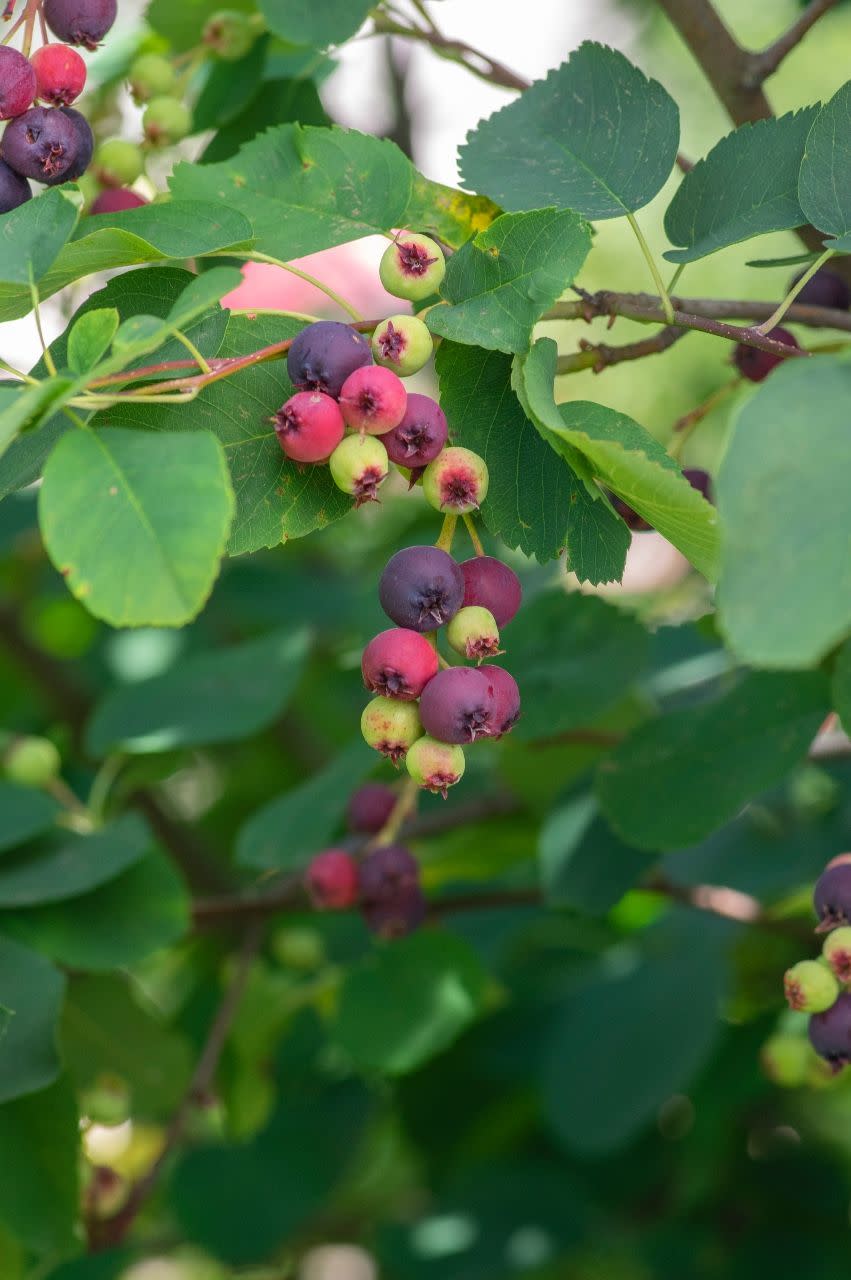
top-left (168, 327), bottom-right (212, 376)
top-left (210, 250), bottom-right (365, 322)
top-left (626, 212), bottom-right (675, 325)
top-left (755, 246), bottom-right (835, 335)
top-left (462, 513), bottom-right (485, 556)
top-left (28, 277), bottom-right (57, 378)
top-left (668, 379), bottom-right (737, 460)
top-left (434, 513), bottom-right (457, 553)
top-left (20, 0), bottom-right (39, 57)
top-left (46, 776), bottom-right (93, 829)
top-left (371, 776), bottom-right (419, 847)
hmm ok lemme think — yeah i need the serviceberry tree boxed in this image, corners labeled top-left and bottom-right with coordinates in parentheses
top-left (2, 1), bottom-right (851, 1277)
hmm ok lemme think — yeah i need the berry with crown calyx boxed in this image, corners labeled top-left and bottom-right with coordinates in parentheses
top-left (339, 365), bottom-right (407, 435)
top-left (783, 959), bottom-right (839, 1013)
top-left (44, 0), bottom-right (116, 48)
top-left (380, 231), bottom-right (446, 302)
top-left (481, 664), bottom-right (521, 738)
top-left (423, 446), bottom-right (489, 514)
top-left (287, 320), bottom-right (372, 398)
top-left (814, 858), bottom-right (851, 931)
top-left (31, 44), bottom-right (87, 106)
top-left (361, 696), bottom-right (422, 764)
top-left (406, 735), bottom-right (465, 796)
top-left (379, 545), bottom-right (464, 632)
top-left (56, 105), bottom-right (93, 181)
top-left (384, 393), bottom-right (448, 469)
top-left (809, 991), bottom-right (851, 1070)
top-left (371, 314), bottom-right (434, 375)
top-left (447, 605), bottom-right (502, 662)
top-left (273, 391), bottom-right (344, 464)
top-left (419, 665), bottom-right (494, 744)
top-left (823, 926), bottom-right (851, 983)
top-left (2, 107), bottom-right (80, 182)
top-left (362, 627), bottom-right (438, 701)
top-left (143, 96), bottom-right (192, 146)
top-left (329, 433), bottom-right (389, 506)
top-left (203, 9), bottom-right (258, 60)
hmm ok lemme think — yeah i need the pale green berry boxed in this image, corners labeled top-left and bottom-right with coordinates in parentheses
top-left (823, 926), bottom-right (851, 983)
top-left (371, 314), bottom-right (434, 375)
top-left (783, 959), bottom-right (839, 1013)
top-left (203, 10), bottom-right (257, 60)
top-left (422, 445), bottom-right (489, 514)
top-left (94, 139), bottom-right (144, 187)
top-left (143, 96), bottom-right (192, 146)
top-left (128, 53), bottom-right (177, 104)
top-left (760, 1034), bottom-right (812, 1087)
top-left (81, 1073), bottom-right (131, 1126)
top-left (271, 926), bottom-right (325, 972)
top-left (4, 736), bottom-right (61, 787)
top-left (446, 605), bottom-right (502, 662)
top-left (329, 433), bottom-right (389, 506)
top-left (361, 696), bottom-right (422, 765)
top-left (379, 233), bottom-right (446, 302)
top-left (406, 735), bottom-right (465, 796)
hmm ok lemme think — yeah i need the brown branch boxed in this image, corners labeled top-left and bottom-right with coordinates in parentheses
top-left (645, 874), bottom-right (810, 939)
top-left (88, 919), bottom-right (265, 1252)
top-left (656, 0), bottom-right (771, 124)
top-left (557, 325), bottom-right (687, 375)
top-left (373, 14), bottom-right (530, 92)
top-left (744, 0), bottom-right (840, 88)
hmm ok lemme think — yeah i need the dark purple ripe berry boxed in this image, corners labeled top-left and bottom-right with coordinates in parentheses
top-left (419, 666), bottom-right (494, 744)
top-left (362, 627), bottom-right (439, 700)
top-left (814, 859), bottom-right (851, 932)
top-left (359, 844), bottom-right (426, 938)
top-left (57, 106), bottom-right (94, 182)
top-left (481, 665), bottom-right (521, 737)
top-left (346, 783), bottom-right (397, 834)
top-left (379, 545), bottom-right (464, 632)
top-left (44, 0), bottom-right (117, 49)
top-left (681, 468), bottom-right (713, 503)
top-left (2, 106), bottom-right (80, 183)
top-left (286, 320), bottom-right (372, 399)
top-left (363, 885), bottom-right (427, 939)
top-left (384, 393), bottom-right (448, 469)
top-left (791, 267), bottom-right (851, 312)
top-left (460, 556), bottom-right (522, 628)
top-left (0, 47), bottom-right (37, 121)
top-left (809, 991), bottom-right (851, 1070)
top-left (733, 326), bottom-right (798, 383)
top-left (0, 160), bottom-right (32, 215)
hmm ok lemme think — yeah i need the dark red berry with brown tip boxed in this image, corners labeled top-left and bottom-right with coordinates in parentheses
top-left (384, 393), bottom-right (448, 469)
top-left (419, 665), bottom-right (494, 744)
top-left (791, 267), bottom-right (851, 311)
top-left (358, 844), bottom-right (421, 927)
top-left (44, 0), bottom-right (117, 48)
top-left (0, 160), bottom-right (32, 215)
top-left (814, 861), bottom-right (851, 932)
top-left (809, 991), bottom-right (851, 1070)
top-left (304, 848), bottom-right (359, 910)
top-left (733, 326), bottom-right (798, 382)
top-left (362, 627), bottom-right (438, 700)
top-left (346, 783), bottom-right (397, 834)
top-left (460, 556), bottom-right (522, 628)
top-left (1, 106), bottom-right (80, 182)
top-left (57, 106), bottom-right (93, 181)
top-left (90, 188), bottom-right (147, 214)
top-left (0, 46), bottom-right (36, 120)
top-left (287, 320), bottom-right (372, 398)
top-left (31, 43), bottom-right (87, 106)
top-left (339, 365), bottom-right (407, 435)
top-left (481, 665), bottom-right (520, 737)
top-left (380, 232), bottom-right (446, 302)
top-left (363, 884), bottom-right (427, 939)
top-left (273, 390), bottom-right (345, 464)
top-left (379, 545), bottom-right (464, 632)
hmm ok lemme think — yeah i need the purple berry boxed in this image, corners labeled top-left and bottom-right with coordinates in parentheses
top-left (346, 784), bottom-right (397, 834)
top-left (814, 859), bottom-right (851, 932)
top-left (0, 47), bottom-right (37, 121)
top-left (362, 885), bottom-right (427, 939)
top-left (0, 160), bottom-right (32, 215)
top-left (43, 0), bottom-right (117, 49)
top-left (379, 232), bottom-right (446, 302)
top-left (379, 545), bottom-right (464, 633)
top-left (791, 267), bottom-right (851, 311)
top-left (339, 365), bottom-right (407, 435)
top-left (90, 188), bottom-right (147, 215)
top-left (2, 106), bottom-right (80, 183)
top-left (273, 391), bottom-right (345, 464)
top-left (733, 327), bottom-right (798, 382)
top-left (460, 556), bottom-right (521, 628)
top-left (419, 665), bottom-right (494, 744)
top-left (359, 844), bottom-right (426, 935)
top-left (481, 665), bottom-right (520, 737)
top-left (305, 849), bottom-right (359, 910)
top-left (384, 393), bottom-right (448, 469)
top-left (362, 627), bottom-right (439, 701)
top-left (682, 468), bottom-right (713, 503)
top-left (809, 991), bottom-right (851, 1070)
top-left (56, 106), bottom-right (94, 182)
top-left (287, 320), bottom-right (372, 398)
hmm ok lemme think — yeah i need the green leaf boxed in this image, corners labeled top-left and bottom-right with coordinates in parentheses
top-left (167, 266), bottom-right (244, 328)
top-left (515, 339), bottom-right (720, 580)
top-left (95, 313), bottom-right (352, 555)
top-left (596, 671), bottom-right (829, 850)
top-left (402, 172), bottom-right (500, 251)
top-left (201, 78), bottom-right (330, 165)
top-left (170, 125), bottom-right (412, 261)
top-left (0, 1077), bottom-right (79, 1255)
top-left (0, 935), bottom-right (64, 1103)
top-left (664, 109), bottom-right (818, 263)
top-left (193, 34), bottom-right (269, 132)
top-left (0, 813), bottom-right (151, 907)
top-left (833, 639), bottom-right (851, 735)
top-left (459, 42), bottom-right (679, 220)
top-left (0, 783), bottom-right (60, 854)
top-left (0, 202), bottom-right (252, 324)
top-left (0, 378), bottom-right (74, 464)
top-left (67, 308), bottom-right (119, 374)
top-left (39, 427), bottom-right (234, 628)
top-left (506, 589), bottom-right (649, 740)
top-left (539, 796), bottom-right (656, 914)
top-left (716, 355), bottom-right (851, 666)
top-left (146, 0), bottom-right (254, 50)
top-left (237, 739), bottom-right (375, 870)
top-left (427, 209), bottom-right (591, 354)
top-left (333, 930), bottom-right (491, 1075)
top-left (0, 853), bottom-right (189, 972)
top-left (86, 628), bottom-right (310, 755)
top-left (0, 187), bottom-right (79, 286)
top-left (799, 82), bottom-right (851, 240)
top-left (258, 0), bottom-right (372, 46)
top-left (543, 912), bottom-right (727, 1153)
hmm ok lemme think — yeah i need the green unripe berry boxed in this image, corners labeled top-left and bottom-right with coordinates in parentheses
top-left (271, 926), bottom-right (325, 972)
top-left (128, 53), bottom-right (177, 103)
top-left (823, 926), bottom-right (851, 983)
top-left (422, 445), bottom-right (489, 514)
top-left (361, 696), bottom-right (422, 765)
top-left (446, 605), bottom-right (502, 662)
top-left (329, 433), bottom-right (389, 506)
top-left (93, 139), bottom-right (144, 188)
top-left (379, 232), bottom-right (446, 302)
top-left (760, 1034), bottom-right (812, 1087)
top-left (203, 10), bottom-right (257, 60)
top-left (406, 735), bottom-right (465, 796)
top-left (784, 959), bottom-right (839, 1013)
top-left (371, 314), bottom-right (434, 376)
top-left (4, 736), bottom-right (61, 788)
top-left (143, 96), bottom-right (192, 146)
top-left (76, 170), bottom-right (99, 207)
top-left (81, 1073), bottom-right (131, 1126)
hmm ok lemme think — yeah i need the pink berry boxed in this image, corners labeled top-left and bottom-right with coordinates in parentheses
top-left (31, 43), bottom-right (87, 106)
top-left (90, 188), bottom-right (147, 214)
top-left (460, 556), bottom-right (522, 627)
top-left (339, 365), bottom-right (407, 435)
top-left (0, 47), bottom-right (36, 120)
top-left (273, 391), bottom-right (345, 463)
top-left (362, 628), bottom-right (439, 700)
top-left (304, 849), bottom-right (359, 910)
top-left (346, 784), bottom-right (397, 834)
top-left (384, 393), bottom-right (448, 469)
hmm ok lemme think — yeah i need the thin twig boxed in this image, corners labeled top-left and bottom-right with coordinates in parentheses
top-left (556, 325), bottom-right (686, 375)
top-left (372, 13), bottom-right (530, 91)
top-left (744, 0), bottom-right (840, 88)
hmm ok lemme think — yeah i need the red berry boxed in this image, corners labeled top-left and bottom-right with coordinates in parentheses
top-left (362, 628), bottom-right (438, 700)
top-left (460, 556), bottom-right (522, 628)
top-left (304, 849), bottom-right (359, 910)
top-left (346, 784), bottom-right (397, 834)
top-left (31, 43), bottom-right (87, 106)
top-left (384, 393), bottom-right (448, 469)
top-left (0, 47), bottom-right (36, 120)
top-left (90, 188), bottom-right (147, 214)
top-left (481, 665), bottom-right (521, 737)
top-left (273, 391), bottom-right (345, 463)
top-left (733, 327), bottom-right (798, 382)
top-left (419, 666), bottom-right (494, 744)
top-left (339, 365), bottom-right (407, 435)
